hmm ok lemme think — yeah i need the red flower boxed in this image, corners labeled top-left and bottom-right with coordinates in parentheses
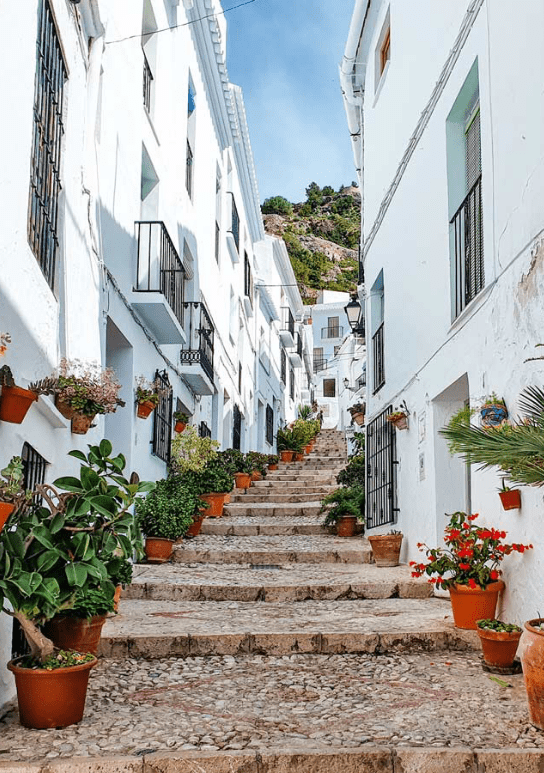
top-left (458, 563), bottom-right (470, 570)
top-left (490, 570), bottom-right (499, 580)
top-left (468, 514), bottom-right (479, 521)
top-left (468, 578), bottom-right (478, 589)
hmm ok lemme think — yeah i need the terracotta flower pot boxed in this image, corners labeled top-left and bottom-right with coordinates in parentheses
top-left (8, 655), bottom-right (97, 729)
top-left (280, 451), bottom-right (294, 463)
top-left (137, 400), bottom-right (156, 419)
top-left (268, 464), bottom-right (278, 471)
top-left (174, 421), bottom-right (186, 433)
top-left (55, 396), bottom-right (76, 420)
top-left (145, 536), bottom-right (174, 563)
top-left (71, 413), bottom-right (95, 435)
top-left (186, 514), bottom-right (204, 537)
top-left (520, 618), bottom-right (544, 731)
top-left (113, 585), bottom-right (122, 613)
top-left (250, 471), bottom-right (262, 482)
top-left (368, 533), bottom-right (403, 567)
top-left (477, 626), bottom-right (521, 668)
top-left (305, 444), bottom-right (312, 454)
top-left (448, 581), bottom-right (505, 630)
top-left (43, 614), bottom-right (108, 655)
top-left (352, 412), bottom-right (365, 426)
top-left (393, 415), bottom-right (408, 430)
top-left (337, 515), bottom-right (358, 537)
top-left (0, 502), bottom-right (15, 533)
top-left (223, 492), bottom-right (231, 504)
top-left (499, 489), bottom-right (521, 510)
top-left (234, 472), bottom-right (251, 489)
top-left (0, 385), bottom-right (38, 424)
top-left (199, 492), bottom-right (226, 517)
top-left (293, 452), bottom-right (304, 462)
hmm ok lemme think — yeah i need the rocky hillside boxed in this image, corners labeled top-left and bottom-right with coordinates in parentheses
top-left (262, 183), bottom-right (360, 304)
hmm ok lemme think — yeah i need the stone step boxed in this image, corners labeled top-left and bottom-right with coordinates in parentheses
top-left (252, 479), bottom-right (337, 488)
top-left (99, 597), bottom-right (479, 658)
top-left (201, 515), bottom-right (330, 535)
top-left (126, 563), bottom-right (431, 602)
top-left (230, 491), bottom-right (333, 504)
top-left (223, 502), bottom-right (324, 518)
top-left (172, 534), bottom-right (370, 565)
top-left (259, 473), bottom-right (339, 482)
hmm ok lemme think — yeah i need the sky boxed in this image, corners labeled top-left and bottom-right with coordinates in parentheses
top-left (224, 0), bottom-right (357, 204)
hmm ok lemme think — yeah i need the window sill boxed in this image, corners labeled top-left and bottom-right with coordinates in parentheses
top-left (34, 395), bottom-right (71, 430)
top-left (448, 282), bottom-right (493, 335)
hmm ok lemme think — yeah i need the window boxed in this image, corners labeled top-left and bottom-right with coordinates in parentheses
top-left (366, 407), bottom-right (398, 529)
top-left (28, 0), bottom-right (67, 292)
top-left (233, 404), bottom-right (241, 450)
top-left (266, 404), bottom-right (274, 446)
top-left (313, 347), bottom-right (325, 374)
top-left (370, 270), bottom-right (385, 393)
top-left (186, 75), bottom-right (196, 200)
top-left (152, 370), bottom-right (173, 463)
top-left (281, 348), bottom-right (287, 385)
top-left (230, 195), bottom-right (240, 251)
top-left (290, 367), bottom-right (295, 401)
top-left (238, 363), bottom-right (242, 394)
top-left (334, 346), bottom-right (341, 356)
top-left (327, 316), bottom-right (340, 337)
top-left (21, 442), bottom-right (48, 505)
top-left (186, 140), bottom-right (194, 199)
top-left (142, 0), bottom-right (157, 116)
top-left (215, 169), bottom-right (222, 263)
top-left (380, 27), bottom-right (390, 75)
top-left (244, 253), bottom-right (253, 306)
top-left (143, 52), bottom-right (153, 112)
top-left (199, 421), bottom-right (211, 438)
top-left (374, 9), bottom-right (391, 93)
top-left (323, 379), bottom-right (336, 398)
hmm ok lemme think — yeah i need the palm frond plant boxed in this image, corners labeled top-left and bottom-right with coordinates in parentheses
top-left (297, 404), bottom-right (312, 420)
top-left (320, 486), bottom-right (364, 527)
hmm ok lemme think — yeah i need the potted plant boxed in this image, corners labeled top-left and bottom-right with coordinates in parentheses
top-left (31, 359), bottom-right (125, 434)
top-left (476, 619), bottom-right (522, 669)
top-left (217, 449), bottom-right (253, 488)
top-left (410, 512), bottom-right (532, 629)
top-left (0, 456), bottom-right (30, 533)
top-left (134, 375), bottom-right (164, 419)
top-left (348, 403), bottom-right (365, 426)
top-left (0, 364), bottom-right (38, 425)
top-left (136, 475), bottom-right (200, 561)
top-left (519, 618), bottom-right (544, 731)
top-left (0, 439), bottom-right (152, 729)
top-left (386, 409), bottom-right (408, 430)
top-left (170, 425), bottom-right (219, 475)
top-left (297, 404), bottom-right (312, 420)
top-left (192, 456), bottom-right (235, 517)
top-left (480, 393), bottom-right (508, 428)
top-left (267, 454), bottom-right (279, 471)
top-left (106, 556), bottom-right (133, 611)
top-left (247, 451), bottom-right (268, 481)
top-left (368, 530), bottom-right (403, 566)
top-left (320, 485), bottom-right (364, 537)
top-left (173, 410), bottom-right (189, 433)
top-left (43, 586), bottom-right (115, 655)
top-left (498, 480), bottom-right (522, 511)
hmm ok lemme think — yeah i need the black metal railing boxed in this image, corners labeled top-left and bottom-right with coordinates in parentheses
top-left (450, 175), bottom-right (483, 318)
top-left (292, 332), bottom-right (303, 359)
top-left (215, 221), bottom-right (220, 263)
top-left (372, 323), bottom-right (385, 393)
top-left (281, 349), bottom-right (287, 385)
top-left (290, 368), bottom-right (295, 401)
top-left (143, 52), bottom-right (153, 112)
top-left (321, 326), bottom-right (344, 339)
top-left (313, 358), bottom-right (328, 374)
top-left (152, 370), bottom-right (173, 464)
top-left (28, 0), bottom-right (67, 292)
top-left (281, 307), bottom-right (295, 338)
top-left (179, 301), bottom-right (215, 383)
top-left (244, 253), bottom-right (253, 306)
top-left (233, 404), bottom-right (241, 450)
top-left (186, 141), bottom-right (193, 199)
top-left (135, 221), bottom-right (185, 327)
top-left (199, 421), bottom-right (212, 438)
top-left (229, 193), bottom-right (240, 251)
top-left (366, 406), bottom-right (398, 529)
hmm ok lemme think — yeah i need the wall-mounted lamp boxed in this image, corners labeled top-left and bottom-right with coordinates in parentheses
top-left (344, 294), bottom-right (365, 336)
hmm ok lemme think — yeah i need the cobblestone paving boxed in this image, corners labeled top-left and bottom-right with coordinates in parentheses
top-left (1, 652), bottom-right (541, 761)
top-left (174, 534), bottom-right (366, 553)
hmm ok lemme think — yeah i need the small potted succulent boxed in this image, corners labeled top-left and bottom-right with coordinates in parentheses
top-left (0, 456), bottom-right (30, 533)
top-left (498, 480), bottom-right (521, 511)
top-left (348, 402), bottom-right (365, 426)
top-left (136, 476), bottom-right (200, 561)
top-left (386, 409), bottom-right (408, 430)
top-left (368, 530), bottom-right (403, 566)
top-left (173, 410), bottom-right (189, 433)
top-left (320, 485), bottom-right (364, 537)
top-left (277, 427), bottom-right (302, 462)
top-left (476, 619), bottom-right (522, 669)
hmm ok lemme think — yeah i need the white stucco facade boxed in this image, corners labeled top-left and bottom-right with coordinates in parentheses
top-left (0, 0), bottom-right (309, 708)
top-left (342, 0), bottom-right (544, 623)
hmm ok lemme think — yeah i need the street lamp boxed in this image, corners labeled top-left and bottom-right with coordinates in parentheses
top-left (344, 295), bottom-right (365, 336)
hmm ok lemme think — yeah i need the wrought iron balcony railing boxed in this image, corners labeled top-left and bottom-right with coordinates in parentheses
top-left (281, 307), bottom-right (295, 338)
top-left (321, 325), bottom-right (344, 339)
top-left (180, 302), bottom-right (215, 383)
top-left (313, 358), bottom-right (328, 374)
top-left (135, 221), bottom-right (184, 327)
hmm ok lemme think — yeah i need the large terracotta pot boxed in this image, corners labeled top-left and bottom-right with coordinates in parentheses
top-left (71, 413), bottom-right (95, 435)
top-left (304, 444), bottom-right (312, 454)
top-left (43, 614), bottom-right (107, 655)
top-left (520, 619), bottom-right (544, 730)
top-left (268, 464), bottom-right (278, 471)
top-left (250, 471), bottom-right (262, 482)
top-left (8, 655), bottom-right (97, 729)
top-left (352, 412), bottom-right (365, 426)
top-left (448, 581), bottom-right (505, 630)
top-left (145, 537), bottom-right (174, 563)
top-left (368, 533), bottom-right (403, 567)
top-left (0, 385), bottom-right (38, 424)
top-left (55, 396), bottom-right (76, 420)
top-left (199, 492), bottom-right (225, 517)
top-left (113, 585), bottom-right (122, 613)
top-left (186, 514), bottom-right (205, 537)
top-left (337, 515), bottom-right (357, 537)
top-left (137, 400), bottom-right (156, 419)
top-left (280, 451), bottom-right (293, 463)
top-left (477, 626), bottom-right (521, 668)
top-left (234, 472), bottom-right (251, 489)
top-left (0, 502), bottom-right (15, 533)
top-left (499, 489), bottom-right (521, 510)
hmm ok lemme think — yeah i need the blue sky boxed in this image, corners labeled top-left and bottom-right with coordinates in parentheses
top-left (225, 0), bottom-right (357, 204)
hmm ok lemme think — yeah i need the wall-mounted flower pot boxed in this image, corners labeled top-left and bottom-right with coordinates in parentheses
top-left (352, 412), bottom-right (365, 426)
top-left (499, 489), bottom-right (521, 510)
top-left (481, 403), bottom-right (508, 428)
top-left (8, 655), bottom-right (97, 729)
top-left (145, 537), bottom-right (174, 563)
top-left (0, 385), bottom-right (38, 424)
top-left (280, 451), bottom-right (293, 463)
top-left (137, 400), bottom-right (156, 419)
top-left (71, 413), bottom-right (95, 435)
top-left (337, 515), bottom-right (357, 537)
top-left (477, 626), bottom-right (521, 668)
top-left (44, 614), bottom-right (107, 655)
top-left (448, 580), bottom-right (504, 630)
top-left (393, 416), bottom-right (408, 430)
top-left (234, 472), bottom-right (251, 489)
top-left (199, 492), bottom-right (226, 517)
top-left (368, 533), bottom-right (403, 566)
top-left (55, 396), bottom-right (76, 420)
top-left (0, 502), bottom-right (15, 534)
top-left (174, 421), bottom-right (186, 433)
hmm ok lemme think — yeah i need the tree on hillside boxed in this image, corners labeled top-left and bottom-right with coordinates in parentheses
top-left (261, 196), bottom-right (293, 216)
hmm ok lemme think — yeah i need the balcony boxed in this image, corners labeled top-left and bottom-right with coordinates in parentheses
top-left (179, 302), bottom-right (215, 395)
top-left (279, 307), bottom-right (295, 347)
top-left (132, 221), bottom-right (186, 344)
top-left (289, 332), bottom-right (303, 368)
top-left (321, 325), bottom-right (344, 340)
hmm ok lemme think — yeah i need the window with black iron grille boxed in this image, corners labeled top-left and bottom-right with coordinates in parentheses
top-left (21, 442), bottom-right (48, 505)
top-left (233, 404), bottom-right (241, 450)
top-left (28, 0), bottom-right (67, 292)
top-left (143, 52), bottom-right (153, 112)
top-left (152, 370), bottom-right (173, 463)
top-left (186, 141), bottom-right (194, 199)
top-left (323, 378), bottom-right (336, 398)
top-left (215, 221), bottom-right (220, 263)
top-left (372, 322), bottom-right (385, 393)
top-left (281, 348), bottom-right (286, 385)
top-left (290, 367), bottom-right (295, 401)
top-left (238, 363), bottom-right (242, 395)
top-left (230, 194), bottom-right (240, 251)
top-left (266, 404), bottom-right (274, 446)
top-left (199, 421), bottom-right (212, 438)
top-left (244, 252), bottom-right (253, 307)
top-left (366, 406), bottom-right (398, 529)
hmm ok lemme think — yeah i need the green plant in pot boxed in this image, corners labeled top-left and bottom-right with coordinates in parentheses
top-left (320, 485), bottom-right (364, 537)
top-left (170, 425), bottom-right (219, 474)
top-left (173, 410), bottom-right (189, 432)
top-left (0, 439), bottom-right (153, 728)
top-left (246, 451), bottom-right (268, 479)
top-left (136, 475), bottom-right (200, 561)
top-left (0, 456), bottom-right (31, 534)
top-left (190, 456), bottom-right (235, 517)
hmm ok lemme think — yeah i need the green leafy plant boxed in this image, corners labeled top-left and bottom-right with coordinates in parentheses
top-left (106, 556), bottom-right (133, 587)
top-left (0, 439), bottom-right (154, 663)
top-left (173, 410), bottom-right (189, 423)
top-left (30, 359), bottom-right (125, 416)
top-left (267, 454), bottom-right (279, 465)
top-left (170, 425), bottom-right (219, 474)
top-left (261, 195), bottom-right (293, 216)
top-left (320, 486), bottom-right (364, 527)
top-left (246, 451), bottom-right (269, 476)
top-left (134, 375), bottom-right (166, 406)
top-left (58, 586), bottom-right (114, 618)
top-left (0, 456), bottom-right (29, 506)
top-left (190, 456), bottom-right (235, 495)
top-left (336, 454), bottom-right (365, 488)
top-left (20, 650), bottom-right (95, 671)
top-left (136, 476), bottom-right (200, 540)
top-left (476, 619), bottom-right (522, 633)
top-left (297, 404), bottom-right (312, 420)
top-left (348, 403), bottom-right (365, 415)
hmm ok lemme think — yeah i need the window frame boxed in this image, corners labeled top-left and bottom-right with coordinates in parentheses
top-left (152, 369), bottom-right (173, 463)
top-left (323, 378), bottom-right (336, 398)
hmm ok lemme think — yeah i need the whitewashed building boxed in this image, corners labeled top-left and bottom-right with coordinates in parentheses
top-left (342, 0), bottom-right (544, 621)
top-left (0, 0), bottom-right (309, 708)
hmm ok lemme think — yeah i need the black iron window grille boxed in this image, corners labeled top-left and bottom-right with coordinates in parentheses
top-left (266, 404), bottom-right (274, 446)
top-left (21, 442), bottom-right (48, 505)
top-left (199, 421), bottom-right (212, 438)
top-left (135, 221), bottom-right (185, 328)
top-left (321, 326), bottom-right (344, 339)
top-left (294, 333), bottom-right (303, 360)
top-left (152, 370), bottom-right (173, 463)
top-left (290, 367), bottom-right (295, 401)
top-left (180, 302), bottom-right (215, 383)
top-left (186, 141), bottom-right (194, 198)
top-left (233, 404), bottom-right (241, 450)
top-left (313, 358), bottom-right (328, 374)
top-left (366, 406), bottom-right (398, 529)
top-left (244, 253), bottom-right (254, 307)
top-left (281, 307), bottom-right (295, 338)
top-left (281, 349), bottom-right (287, 385)
top-left (215, 221), bottom-right (220, 263)
top-left (28, 0), bottom-right (67, 292)
top-left (143, 52), bottom-right (153, 112)
top-left (372, 322), bottom-right (385, 393)
top-left (450, 174), bottom-right (483, 318)
top-left (229, 194), bottom-right (240, 251)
